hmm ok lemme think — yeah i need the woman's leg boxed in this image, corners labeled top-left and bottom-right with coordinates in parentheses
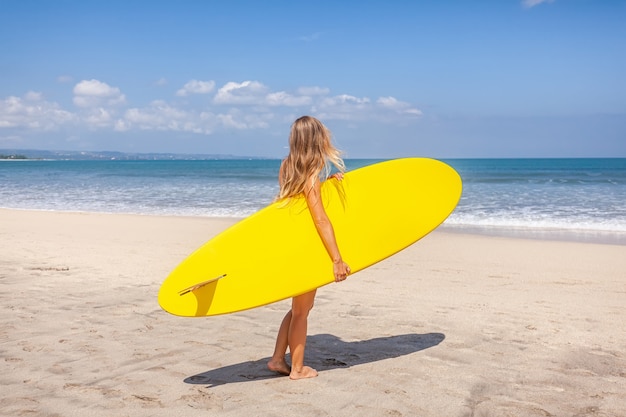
top-left (288, 289), bottom-right (318, 379)
top-left (267, 310), bottom-right (292, 375)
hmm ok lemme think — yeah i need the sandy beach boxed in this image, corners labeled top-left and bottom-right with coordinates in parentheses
top-left (1, 208), bottom-right (625, 417)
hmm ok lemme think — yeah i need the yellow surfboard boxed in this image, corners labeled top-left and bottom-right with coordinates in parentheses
top-left (158, 158), bottom-right (462, 317)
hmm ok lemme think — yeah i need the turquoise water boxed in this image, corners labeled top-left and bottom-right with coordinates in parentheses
top-left (443, 158), bottom-right (626, 243)
top-left (1, 158), bottom-right (625, 243)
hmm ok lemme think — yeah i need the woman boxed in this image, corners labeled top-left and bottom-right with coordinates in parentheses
top-left (267, 116), bottom-right (351, 380)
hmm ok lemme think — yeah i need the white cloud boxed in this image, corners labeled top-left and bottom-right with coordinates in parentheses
top-left (266, 91), bottom-right (311, 107)
top-left (73, 79), bottom-right (126, 108)
top-left (120, 101), bottom-right (273, 133)
top-left (210, 109), bottom-right (272, 130)
top-left (74, 79), bottom-right (120, 97)
top-left (84, 108), bottom-right (114, 128)
top-left (320, 94), bottom-right (371, 107)
top-left (213, 81), bottom-right (268, 105)
top-left (1, 79), bottom-right (422, 138)
top-left (114, 118), bottom-right (131, 132)
top-left (0, 93), bottom-right (76, 130)
top-left (376, 96), bottom-right (401, 108)
top-left (522, 0), bottom-right (555, 8)
top-left (311, 94), bottom-right (423, 122)
top-left (24, 91), bottom-right (43, 101)
top-left (217, 113), bottom-right (248, 129)
top-left (313, 94), bottom-right (372, 120)
top-left (122, 100), bottom-right (210, 133)
top-left (176, 79), bottom-right (216, 96)
top-left (377, 96), bottom-right (422, 116)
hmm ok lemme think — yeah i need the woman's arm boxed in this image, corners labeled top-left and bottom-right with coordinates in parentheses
top-left (304, 176), bottom-right (350, 282)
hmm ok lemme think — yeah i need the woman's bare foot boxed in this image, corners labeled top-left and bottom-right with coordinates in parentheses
top-left (289, 365), bottom-right (318, 380)
top-left (267, 359), bottom-right (291, 376)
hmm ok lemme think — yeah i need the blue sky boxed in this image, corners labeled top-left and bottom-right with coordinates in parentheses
top-left (1, 0), bottom-right (624, 158)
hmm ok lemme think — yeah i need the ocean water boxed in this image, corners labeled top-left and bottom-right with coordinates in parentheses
top-left (443, 158), bottom-right (626, 244)
top-left (1, 158), bottom-right (625, 244)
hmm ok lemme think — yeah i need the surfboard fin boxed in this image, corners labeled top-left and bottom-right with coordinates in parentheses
top-left (178, 274), bottom-right (227, 296)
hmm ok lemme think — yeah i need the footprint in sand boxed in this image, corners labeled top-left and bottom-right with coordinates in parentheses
top-left (177, 389), bottom-right (223, 410)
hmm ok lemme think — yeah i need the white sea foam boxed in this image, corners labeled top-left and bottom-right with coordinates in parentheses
top-left (2, 158), bottom-right (625, 243)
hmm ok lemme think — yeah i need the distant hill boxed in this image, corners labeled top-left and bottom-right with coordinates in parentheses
top-left (0, 149), bottom-right (264, 161)
top-left (0, 153), bottom-right (28, 160)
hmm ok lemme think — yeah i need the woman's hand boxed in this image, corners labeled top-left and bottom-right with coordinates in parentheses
top-left (329, 172), bottom-right (344, 181)
top-left (333, 260), bottom-right (351, 282)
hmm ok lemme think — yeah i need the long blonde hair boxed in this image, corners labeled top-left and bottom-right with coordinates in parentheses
top-left (278, 116), bottom-right (345, 200)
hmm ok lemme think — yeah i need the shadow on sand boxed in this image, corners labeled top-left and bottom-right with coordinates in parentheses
top-left (184, 332), bottom-right (445, 387)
